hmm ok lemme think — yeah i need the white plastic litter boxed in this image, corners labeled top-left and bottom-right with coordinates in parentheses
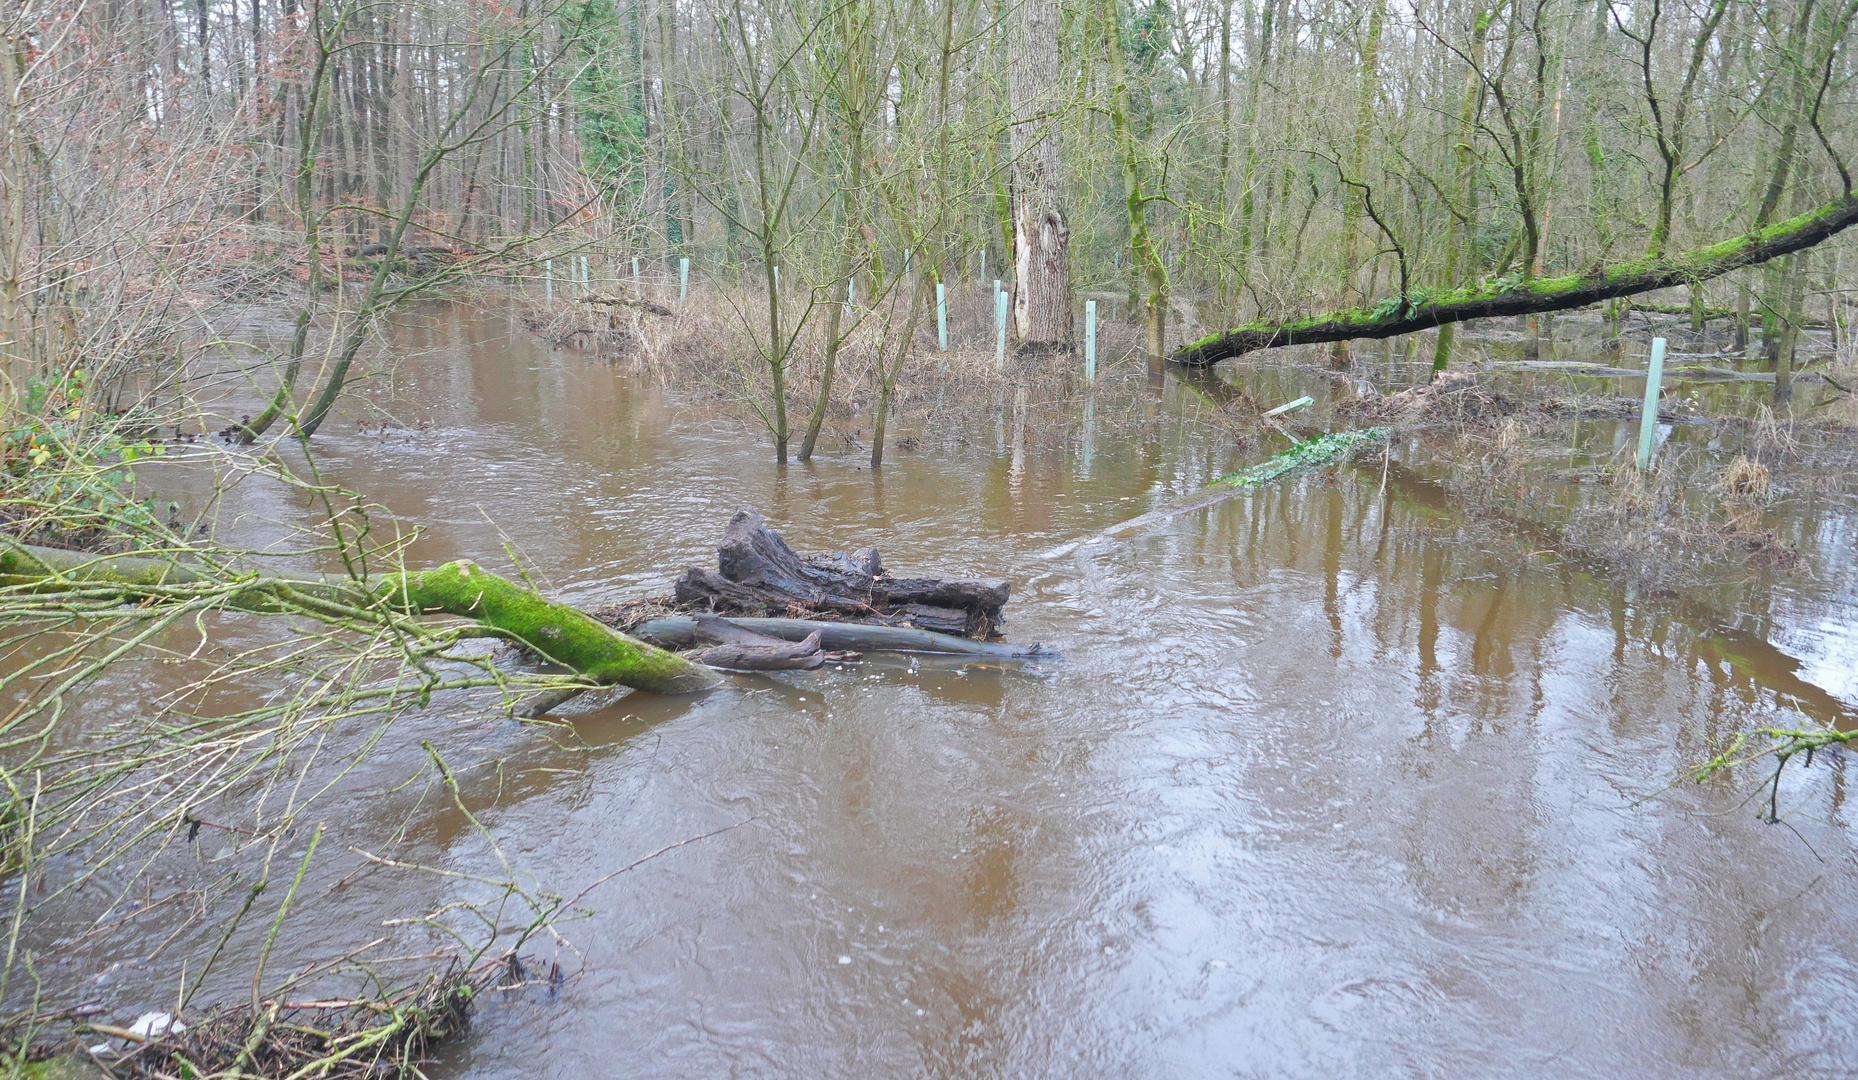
top-left (127, 1012), bottom-right (186, 1039)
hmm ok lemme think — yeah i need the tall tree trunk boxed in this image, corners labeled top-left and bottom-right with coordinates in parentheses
top-left (1431, 7), bottom-right (1491, 377)
top-left (1214, 0), bottom-right (1233, 305)
top-left (1234, 0), bottom-right (1274, 297)
top-left (1525, 36), bottom-right (1567, 360)
top-left (1104, 0), bottom-right (1167, 363)
top-left (871, 274), bottom-right (930, 468)
top-left (657, 0), bottom-right (692, 253)
top-left (1332, 0), bottom-right (1384, 368)
top-left (0, 31), bottom-right (34, 378)
top-left (241, 16), bottom-right (336, 442)
top-left (1774, 253), bottom-right (1805, 403)
top-left (1007, 0), bottom-right (1071, 353)
top-left (799, 0), bottom-right (872, 463)
top-left (1581, 0), bottom-right (1618, 343)
top-left (1755, 0), bottom-right (1823, 390)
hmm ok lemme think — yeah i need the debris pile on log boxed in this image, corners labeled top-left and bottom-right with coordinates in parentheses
top-left (671, 507), bottom-right (1010, 639)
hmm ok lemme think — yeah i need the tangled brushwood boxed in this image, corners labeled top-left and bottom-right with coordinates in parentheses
top-left (1336, 370), bottom-right (1695, 430)
top-left (32, 957), bottom-right (531, 1079)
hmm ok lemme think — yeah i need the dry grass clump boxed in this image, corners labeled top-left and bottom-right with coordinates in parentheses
top-left (1550, 448), bottom-right (1797, 588)
top-left (1714, 454), bottom-right (1772, 512)
top-left (1342, 370), bottom-right (1703, 434)
top-left (1422, 413), bottom-right (1801, 590)
top-left (1729, 403), bottom-right (1853, 455)
top-left (59, 959), bottom-right (519, 1080)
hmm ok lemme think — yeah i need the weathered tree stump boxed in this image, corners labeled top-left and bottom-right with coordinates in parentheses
top-left (672, 507), bottom-right (1010, 638)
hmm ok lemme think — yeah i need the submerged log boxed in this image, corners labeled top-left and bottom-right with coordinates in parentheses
top-left (672, 507), bottom-right (1010, 638)
top-left (688, 633), bottom-right (827, 671)
top-left (681, 613), bottom-right (862, 670)
top-left (1172, 194), bottom-right (1858, 367)
top-left (633, 615), bottom-right (1053, 657)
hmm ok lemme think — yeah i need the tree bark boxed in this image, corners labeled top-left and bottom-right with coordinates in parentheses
top-left (670, 507), bottom-right (1009, 637)
top-left (630, 615), bottom-right (1051, 657)
top-left (1172, 194), bottom-right (1858, 367)
top-left (1103, 0), bottom-right (1168, 364)
top-left (1007, 0), bottom-right (1072, 352)
top-left (1332, 0), bottom-right (1385, 368)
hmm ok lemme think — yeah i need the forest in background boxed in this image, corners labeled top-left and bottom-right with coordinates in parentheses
top-left (4, 0), bottom-right (1856, 425)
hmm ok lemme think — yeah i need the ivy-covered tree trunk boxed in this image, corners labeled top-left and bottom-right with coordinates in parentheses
top-left (1102, 0), bottom-right (1167, 364)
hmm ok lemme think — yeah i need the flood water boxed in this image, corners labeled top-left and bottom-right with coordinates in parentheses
top-left (29, 305), bottom-right (1858, 1077)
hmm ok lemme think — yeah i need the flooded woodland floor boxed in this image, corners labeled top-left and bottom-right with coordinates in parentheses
top-left (21, 300), bottom-right (1858, 1077)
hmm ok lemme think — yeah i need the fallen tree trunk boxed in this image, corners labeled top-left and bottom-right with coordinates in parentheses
top-left (0, 543), bottom-right (721, 695)
top-left (1172, 194), bottom-right (1858, 367)
top-left (673, 507), bottom-right (1011, 638)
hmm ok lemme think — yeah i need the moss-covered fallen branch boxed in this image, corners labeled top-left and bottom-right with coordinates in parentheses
top-left (1173, 194), bottom-right (1858, 367)
top-left (1690, 722), bottom-right (1857, 824)
top-left (0, 543), bottom-right (721, 695)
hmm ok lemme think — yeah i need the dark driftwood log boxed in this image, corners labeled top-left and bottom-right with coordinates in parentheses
top-left (673, 507), bottom-right (1010, 638)
top-left (688, 633), bottom-right (827, 670)
top-left (632, 616), bottom-right (1054, 657)
top-left (679, 614), bottom-right (861, 670)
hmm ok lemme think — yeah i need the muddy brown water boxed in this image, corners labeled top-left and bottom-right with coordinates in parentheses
top-left (20, 306), bottom-right (1858, 1077)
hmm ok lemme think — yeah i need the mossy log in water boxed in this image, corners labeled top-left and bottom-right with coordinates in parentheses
top-left (1173, 194), bottom-right (1858, 367)
top-left (0, 543), bottom-right (720, 695)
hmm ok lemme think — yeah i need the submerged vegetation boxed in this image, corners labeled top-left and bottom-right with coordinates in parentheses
top-left (1215, 428), bottom-right (1388, 487)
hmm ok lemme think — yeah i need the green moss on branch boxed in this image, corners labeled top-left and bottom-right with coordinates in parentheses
top-left (1173, 195), bottom-right (1858, 367)
top-left (375, 561), bottom-right (719, 693)
top-left (0, 544), bottom-right (720, 696)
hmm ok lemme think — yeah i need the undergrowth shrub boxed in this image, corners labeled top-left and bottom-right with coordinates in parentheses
top-left (0, 370), bottom-right (172, 551)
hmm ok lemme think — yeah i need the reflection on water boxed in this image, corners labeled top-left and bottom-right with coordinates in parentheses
top-left (25, 306), bottom-right (1858, 1077)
